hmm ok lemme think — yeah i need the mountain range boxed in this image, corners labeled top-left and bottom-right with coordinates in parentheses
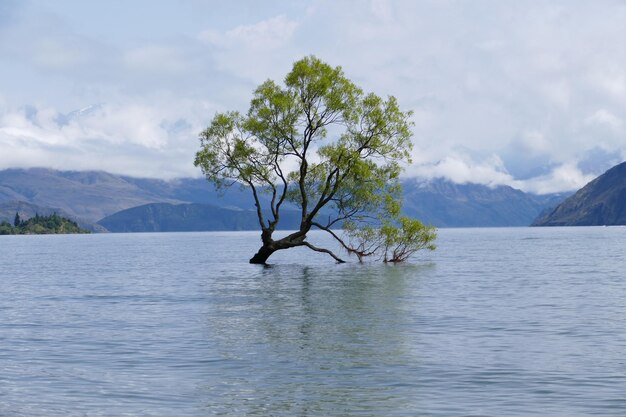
top-left (98, 203), bottom-right (305, 232)
top-left (0, 168), bottom-right (569, 231)
top-left (532, 161), bottom-right (626, 226)
top-left (401, 179), bottom-right (567, 227)
top-left (0, 168), bottom-right (265, 222)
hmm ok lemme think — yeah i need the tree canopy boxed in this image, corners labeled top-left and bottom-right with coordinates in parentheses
top-left (195, 56), bottom-right (436, 264)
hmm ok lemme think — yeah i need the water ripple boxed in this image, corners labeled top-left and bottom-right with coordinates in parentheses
top-left (1, 228), bottom-right (626, 416)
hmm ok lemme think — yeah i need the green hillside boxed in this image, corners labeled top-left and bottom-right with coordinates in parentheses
top-left (0, 213), bottom-right (90, 235)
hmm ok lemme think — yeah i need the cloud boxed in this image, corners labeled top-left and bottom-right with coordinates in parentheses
top-left (407, 153), bottom-right (515, 188)
top-left (0, 99), bottom-right (214, 179)
top-left (0, 7), bottom-right (116, 75)
top-left (2, 0), bottom-right (626, 193)
top-left (585, 109), bottom-right (623, 130)
top-left (200, 15), bottom-right (298, 49)
top-left (199, 15), bottom-right (299, 83)
top-left (515, 130), bottom-right (552, 155)
top-left (520, 163), bottom-right (596, 194)
top-left (370, 0), bottom-right (394, 22)
top-left (589, 66), bottom-right (626, 100)
top-left (124, 45), bottom-right (190, 74)
top-left (31, 37), bottom-right (90, 70)
top-left (407, 153), bottom-right (596, 195)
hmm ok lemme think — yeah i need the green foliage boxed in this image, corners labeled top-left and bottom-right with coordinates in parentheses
top-left (0, 213), bottom-right (89, 235)
top-left (195, 56), bottom-right (436, 263)
top-left (343, 217), bottom-right (437, 263)
top-left (0, 220), bottom-right (13, 235)
top-left (379, 217), bottom-right (437, 263)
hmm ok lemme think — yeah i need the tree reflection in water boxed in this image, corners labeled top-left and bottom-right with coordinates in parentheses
top-left (204, 263), bottom-right (432, 416)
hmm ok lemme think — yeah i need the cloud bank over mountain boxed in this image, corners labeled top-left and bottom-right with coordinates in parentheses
top-left (1, 1), bottom-right (626, 192)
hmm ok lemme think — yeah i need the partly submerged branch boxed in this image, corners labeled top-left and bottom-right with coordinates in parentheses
top-left (311, 221), bottom-right (379, 262)
top-left (300, 241), bottom-right (346, 263)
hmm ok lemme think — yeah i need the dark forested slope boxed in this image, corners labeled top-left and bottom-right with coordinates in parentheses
top-left (533, 162), bottom-right (626, 226)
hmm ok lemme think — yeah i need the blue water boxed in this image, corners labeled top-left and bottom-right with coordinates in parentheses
top-left (1, 227), bottom-right (626, 416)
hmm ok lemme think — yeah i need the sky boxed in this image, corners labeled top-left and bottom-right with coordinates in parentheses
top-left (1, 0), bottom-right (626, 193)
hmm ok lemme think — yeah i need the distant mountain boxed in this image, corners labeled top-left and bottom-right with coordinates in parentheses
top-left (0, 168), bottom-right (271, 224)
top-left (0, 168), bottom-right (179, 223)
top-left (532, 162), bottom-right (626, 226)
top-left (54, 104), bottom-right (103, 127)
top-left (401, 178), bottom-right (568, 227)
top-left (0, 168), bottom-right (569, 230)
top-left (120, 176), bottom-right (262, 210)
top-left (98, 203), bottom-right (303, 232)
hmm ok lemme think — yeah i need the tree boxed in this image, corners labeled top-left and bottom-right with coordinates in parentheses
top-left (0, 221), bottom-right (13, 235)
top-left (14, 212), bottom-right (21, 228)
top-left (195, 56), bottom-right (436, 264)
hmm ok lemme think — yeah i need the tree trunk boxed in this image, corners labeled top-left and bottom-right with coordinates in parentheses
top-left (249, 231), bottom-right (307, 264)
top-left (249, 244), bottom-right (277, 264)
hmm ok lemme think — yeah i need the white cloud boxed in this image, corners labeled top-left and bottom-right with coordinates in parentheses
top-left (198, 15), bottom-right (300, 83)
top-left (124, 45), bottom-right (189, 74)
top-left (474, 39), bottom-right (506, 51)
top-left (406, 153), bottom-right (598, 195)
top-left (589, 67), bottom-right (626, 100)
top-left (370, 0), bottom-right (394, 22)
top-left (520, 163), bottom-right (596, 194)
top-left (585, 109), bottom-right (623, 130)
top-left (408, 153), bottom-right (515, 188)
top-left (539, 79), bottom-right (570, 108)
top-left (0, 98), bottom-right (214, 179)
top-left (515, 130), bottom-right (551, 155)
top-left (32, 37), bottom-right (85, 70)
top-left (200, 15), bottom-right (298, 50)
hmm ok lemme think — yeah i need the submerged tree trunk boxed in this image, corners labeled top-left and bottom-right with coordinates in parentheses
top-left (249, 228), bottom-right (279, 264)
top-left (249, 244), bottom-right (276, 264)
top-left (249, 228), bottom-right (345, 264)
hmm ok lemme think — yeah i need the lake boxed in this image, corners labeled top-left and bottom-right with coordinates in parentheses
top-left (1, 227), bottom-right (626, 416)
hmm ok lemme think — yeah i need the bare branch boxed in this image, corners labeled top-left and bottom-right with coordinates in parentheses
top-left (245, 180), bottom-right (266, 231)
top-left (300, 241), bottom-right (346, 263)
top-left (311, 222), bottom-right (379, 262)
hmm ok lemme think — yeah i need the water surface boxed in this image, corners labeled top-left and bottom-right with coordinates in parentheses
top-left (1, 228), bottom-right (625, 416)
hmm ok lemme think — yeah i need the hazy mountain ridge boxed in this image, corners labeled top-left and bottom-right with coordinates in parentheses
top-left (0, 168), bottom-right (568, 230)
top-left (97, 203), bottom-right (304, 232)
top-left (0, 168), bottom-right (268, 224)
top-left (0, 168), bottom-right (181, 222)
top-left (401, 178), bottom-right (568, 227)
top-left (532, 162), bottom-right (626, 226)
